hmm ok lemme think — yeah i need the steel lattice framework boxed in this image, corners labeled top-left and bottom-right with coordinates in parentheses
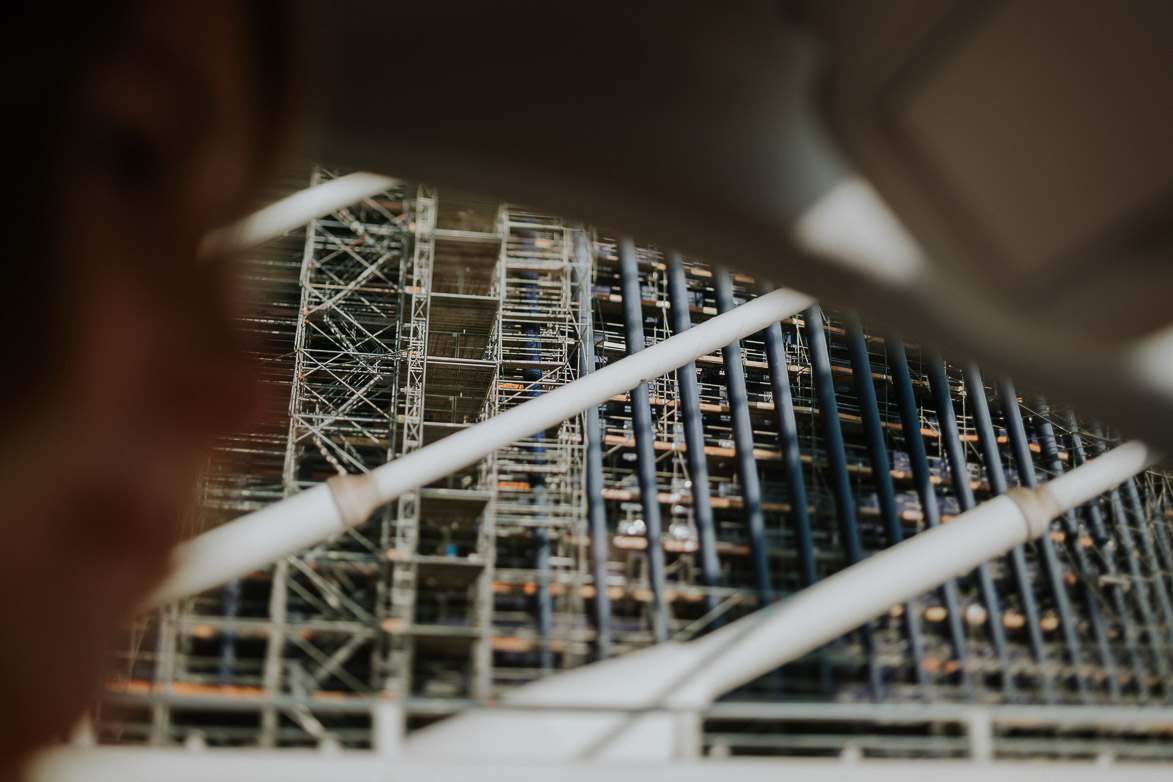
top-left (98, 168), bottom-right (1173, 759)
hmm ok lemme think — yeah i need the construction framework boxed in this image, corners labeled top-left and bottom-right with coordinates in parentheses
top-left (97, 168), bottom-right (1173, 760)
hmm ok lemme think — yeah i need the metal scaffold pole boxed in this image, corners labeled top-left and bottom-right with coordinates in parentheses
top-left (665, 253), bottom-right (721, 614)
top-left (617, 238), bottom-right (671, 643)
top-left (887, 334), bottom-right (973, 699)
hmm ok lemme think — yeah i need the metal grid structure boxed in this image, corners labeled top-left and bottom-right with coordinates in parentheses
top-left (97, 168), bottom-right (1173, 758)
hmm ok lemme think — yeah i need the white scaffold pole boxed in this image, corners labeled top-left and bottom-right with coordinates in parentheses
top-left (144, 286), bottom-right (816, 608)
top-left (200, 171), bottom-right (402, 256)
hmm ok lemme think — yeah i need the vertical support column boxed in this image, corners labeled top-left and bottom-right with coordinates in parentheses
top-left (1064, 415), bottom-right (1111, 543)
top-left (806, 306), bottom-right (861, 562)
top-left (471, 436), bottom-right (498, 701)
top-left (264, 167), bottom-right (326, 745)
top-left (496, 210), bottom-right (585, 674)
top-left (374, 217), bottom-right (409, 698)
top-left (149, 606), bottom-right (178, 746)
top-left (470, 204), bottom-right (509, 700)
top-left (886, 335), bottom-right (972, 698)
top-left (259, 559), bottom-right (288, 747)
top-left (963, 365), bottom-right (1053, 702)
top-left (1029, 398), bottom-right (1121, 700)
top-left (924, 350), bottom-right (1010, 694)
top-left (665, 253), bottom-right (721, 615)
top-left (574, 231), bottom-right (613, 658)
top-left (618, 237), bottom-right (670, 643)
top-left (714, 268), bottom-right (772, 604)
top-left (760, 283), bottom-right (816, 591)
top-left (846, 315), bottom-right (929, 695)
top-left (217, 578), bottom-right (242, 685)
top-left (372, 702), bottom-right (404, 757)
top-left (534, 524), bottom-right (555, 672)
top-left (806, 305), bottom-right (879, 697)
top-left (518, 239), bottom-right (554, 673)
top-left (270, 169), bottom-right (407, 719)
top-left (470, 517), bottom-right (495, 700)
top-left (999, 381), bottom-right (1089, 701)
top-left (388, 183), bottom-right (437, 697)
top-left (966, 710), bottom-right (994, 762)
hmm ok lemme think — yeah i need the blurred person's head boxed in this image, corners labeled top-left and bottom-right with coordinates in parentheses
top-left (0, 1), bottom-right (291, 765)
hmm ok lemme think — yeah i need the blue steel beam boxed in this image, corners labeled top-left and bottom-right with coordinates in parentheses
top-left (715, 268), bottom-right (772, 604)
top-left (886, 336), bottom-right (973, 698)
top-left (617, 238), bottom-right (670, 642)
top-left (963, 365), bottom-right (1054, 703)
top-left (665, 253), bottom-right (721, 614)
top-left (807, 306), bottom-right (862, 564)
top-left (759, 282), bottom-right (816, 590)
top-left (806, 305), bottom-right (880, 698)
top-left (925, 351), bottom-right (1010, 696)
top-left (846, 315), bottom-right (929, 696)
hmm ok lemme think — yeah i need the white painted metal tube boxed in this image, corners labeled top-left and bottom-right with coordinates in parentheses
top-left (144, 287), bottom-right (815, 608)
top-left (200, 172), bottom-right (401, 256)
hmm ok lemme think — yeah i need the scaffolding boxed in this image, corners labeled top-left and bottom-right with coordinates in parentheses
top-left (98, 167), bottom-right (1173, 757)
